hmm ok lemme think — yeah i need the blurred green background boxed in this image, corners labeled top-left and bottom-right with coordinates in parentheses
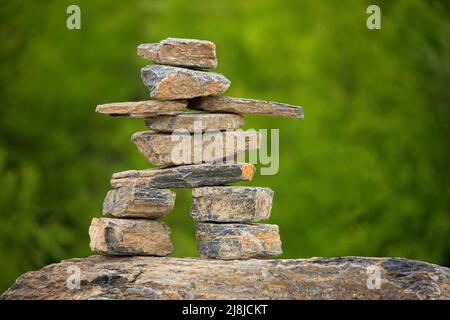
top-left (0, 0), bottom-right (449, 292)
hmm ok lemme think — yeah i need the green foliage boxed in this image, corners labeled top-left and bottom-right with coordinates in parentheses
top-left (0, 0), bottom-right (448, 292)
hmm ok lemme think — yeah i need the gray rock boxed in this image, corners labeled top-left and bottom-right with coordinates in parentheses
top-left (89, 218), bottom-right (172, 256)
top-left (131, 130), bottom-right (260, 166)
top-left (138, 38), bottom-right (217, 69)
top-left (2, 256), bottom-right (449, 300)
top-left (189, 95), bottom-right (304, 119)
top-left (111, 163), bottom-right (255, 189)
top-left (196, 223), bottom-right (282, 259)
top-left (141, 65), bottom-right (230, 100)
top-left (144, 112), bottom-right (244, 132)
top-left (191, 186), bottom-right (273, 222)
top-left (95, 100), bottom-right (186, 118)
top-left (103, 184), bottom-right (175, 219)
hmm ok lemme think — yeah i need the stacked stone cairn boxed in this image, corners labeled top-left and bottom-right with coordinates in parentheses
top-left (90, 38), bottom-right (304, 260)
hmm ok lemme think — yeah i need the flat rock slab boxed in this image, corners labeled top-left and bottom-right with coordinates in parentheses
top-left (111, 163), bottom-right (255, 189)
top-left (191, 187), bottom-right (273, 222)
top-left (103, 183), bottom-right (175, 219)
top-left (144, 113), bottom-right (244, 132)
top-left (138, 38), bottom-right (217, 69)
top-left (141, 65), bottom-right (230, 100)
top-left (95, 100), bottom-right (186, 118)
top-left (190, 95), bottom-right (304, 119)
top-left (131, 130), bottom-right (260, 166)
top-left (4, 256), bottom-right (448, 300)
top-left (196, 223), bottom-right (282, 260)
top-left (89, 218), bottom-right (172, 256)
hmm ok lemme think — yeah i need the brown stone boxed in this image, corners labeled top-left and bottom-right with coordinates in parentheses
top-left (189, 95), bottom-right (304, 119)
top-left (111, 163), bottom-right (255, 189)
top-left (196, 223), bottom-right (282, 260)
top-left (138, 38), bottom-right (217, 69)
top-left (144, 113), bottom-right (244, 132)
top-left (191, 187), bottom-right (273, 223)
top-left (95, 100), bottom-right (186, 118)
top-left (141, 65), bottom-right (230, 100)
top-left (131, 130), bottom-right (260, 166)
top-left (89, 218), bottom-right (172, 256)
top-left (103, 184), bottom-right (175, 219)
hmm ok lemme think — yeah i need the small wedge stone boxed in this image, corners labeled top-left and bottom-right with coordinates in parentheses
top-left (95, 100), bottom-right (186, 118)
top-left (103, 184), bottom-right (175, 219)
top-left (138, 38), bottom-right (217, 69)
top-left (89, 218), bottom-right (172, 256)
top-left (131, 130), bottom-right (260, 166)
top-left (191, 187), bottom-right (273, 223)
top-left (141, 65), bottom-right (230, 100)
top-left (111, 163), bottom-right (255, 189)
top-left (189, 96), bottom-right (304, 119)
top-left (196, 223), bottom-right (282, 260)
top-left (144, 113), bottom-right (244, 132)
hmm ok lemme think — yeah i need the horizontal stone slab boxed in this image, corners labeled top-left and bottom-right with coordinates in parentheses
top-left (144, 113), bottom-right (244, 132)
top-left (131, 130), bottom-right (260, 166)
top-left (191, 186), bottom-right (273, 223)
top-left (196, 223), bottom-right (282, 260)
top-left (103, 183), bottom-right (175, 219)
top-left (89, 218), bottom-right (172, 256)
top-left (189, 95), bottom-right (304, 119)
top-left (138, 38), bottom-right (217, 69)
top-left (95, 100), bottom-right (186, 118)
top-left (2, 256), bottom-right (449, 300)
top-left (111, 163), bottom-right (255, 189)
top-left (141, 65), bottom-right (230, 100)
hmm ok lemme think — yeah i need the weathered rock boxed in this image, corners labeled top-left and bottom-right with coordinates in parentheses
top-left (144, 113), bottom-right (244, 132)
top-left (141, 65), bottom-right (230, 100)
top-left (95, 100), bottom-right (186, 118)
top-left (196, 223), bottom-right (282, 259)
top-left (111, 163), bottom-right (255, 189)
top-left (5, 256), bottom-right (447, 300)
top-left (89, 218), bottom-right (172, 256)
top-left (102, 184), bottom-right (175, 219)
top-left (191, 187), bottom-right (273, 223)
top-left (189, 95), bottom-right (304, 119)
top-left (131, 130), bottom-right (260, 166)
top-left (138, 38), bottom-right (217, 69)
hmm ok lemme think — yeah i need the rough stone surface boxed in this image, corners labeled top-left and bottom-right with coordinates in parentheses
top-left (3, 256), bottom-right (448, 300)
top-left (89, 218), bottom-right (172, 256)
top-left (141, 65), bottom-right (230, 100)
top-left (190, 95), bottom-right (304, 119)
top-left (138, 38), bottom-right (217, 69)
top-left (102, 184), bottom-right (175, 219)
top-left (196, 223), bottom-right (282, 260)
top-left (191, 187), bottom-right (273, 223)
top-left (95, 100), bottom-right (186, 118)
top-left (131, 130), bottom-right (260, 166)
top-left (144, 112), bottom-right (244, 132)
top-left (111, 163), bottom-right (255, 189)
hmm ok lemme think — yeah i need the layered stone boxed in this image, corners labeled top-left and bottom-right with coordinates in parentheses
top-left (131, 130), bottom-right (260, 166)
top-left (138, 38), bottom-right (217, 69)
top-left (191, 186), bottom-right (273, 223)
top-left (95, 100), bottom-right (186, 118)
top-left (111, 163), bottom-right (255, 189)
top-left (103, 183), bottom-right (175, 219)
top-left (196, 223), bottom-right (282, 260)
top-left (89, 218), bottom-right (172, 256)
top-left (144, 113), bottom-right (244, 132)
top-left (141, 65), bottom-right (230, 100)
top-left (189, 96), bottom-right (304, 119)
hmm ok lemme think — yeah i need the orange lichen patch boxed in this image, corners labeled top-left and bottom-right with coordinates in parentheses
top-left (241, 163), bottom-right (255, 180)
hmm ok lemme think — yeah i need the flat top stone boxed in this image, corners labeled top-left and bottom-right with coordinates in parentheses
top-left (189, 95), bottom-right (304, 119)
top-left (96, 100), bottom-right (187, 118)
top-left (138, 38), bottom-right (217, 69)
top-left (2, 256), bottom-right (448, 300)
